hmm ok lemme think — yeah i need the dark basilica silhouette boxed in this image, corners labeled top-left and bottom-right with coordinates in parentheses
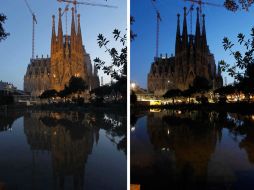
top-left (148, 7), bottom-right (223, 95)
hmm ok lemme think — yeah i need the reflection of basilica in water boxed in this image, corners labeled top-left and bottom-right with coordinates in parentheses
top-left (0, 110), bottom-right (126, 190)
top-left (24, 111), bottom-right (100, 190)
top-left (131, 110), bottom-right (254, 189)
top-left (147, 111), bottom-right (219, 188)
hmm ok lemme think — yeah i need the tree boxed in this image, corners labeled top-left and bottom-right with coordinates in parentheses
top-left (0, 14), bottom-right (9, 42)
top-left (40, 89), bottom-right (58, 100)
top-left (219, 28), bottom-right (254, 81)
top-left (214, 85), bottom-right (235, 96)
top-left (91, 85), bottom-right (112, 102)
top-left (58, 85), bottom-right (70, 99)
top-left (219, 27), bottom-right (254, 101)
top-left (163, 89), bottom-right (182, 104)
top-left (182, 87), bottom-right (196, 103)
top-left (130, 16), bottom-right (137, 41)
top-left (192, 76), bottom-right (211, 93)
top-left (130, 90), bottom-right (137, 105)
top-left (68, 76), bottom-right (87, 94)
top-left (224, 0), bottom-right (254, 11)
top-left (94, 29), bottom-right (127, 81)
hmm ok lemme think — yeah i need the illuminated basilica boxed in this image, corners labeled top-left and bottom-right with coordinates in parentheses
top-left (24, 8), bottom-right (100, 96)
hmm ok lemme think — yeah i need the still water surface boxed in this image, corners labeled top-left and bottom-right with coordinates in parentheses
top-left (131, 109), bottom-right (254, 190)
top-left (0, 110), bottom-right (126, 190)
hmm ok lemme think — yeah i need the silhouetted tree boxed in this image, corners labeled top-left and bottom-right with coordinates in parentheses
top-left (58, 85), bottom-right (70, 99)
top-left (130, 16), bottom-right (137, 41)
top-left (219, 27), bottom-right (254, 101)
top-left (224, 0), bottom-right (254, 11)
top-left (94, 29), bottom-right (127, 81)
top-left (219, 28), bottom-right (254, 81)
top-left (40, 89), bottom-right (58, 99)
top-left (214, 85), bottom-right (235, 96)
top-left (91, 85), bottom-right (112, 100)
top-left (192, 76), bottom-right (211, 93)
top-left (131, 90), bottom-right (137, 105)
top-left (163, 89), bottom-right (182, 104)
top-left (68, 76), bottom-right (87, 94)
top-left (182, 87), bottom-right (196, 103)
top-left (0, 13), bottom-right (9, 42)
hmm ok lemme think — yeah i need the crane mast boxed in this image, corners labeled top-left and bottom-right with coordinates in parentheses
top-left (57, 0), bottom-right (117, 32)
top-left (24, 0), bottom-right (37, 59)
top-left (151, 0), bottom-right (161, 59)
top-left (184, 0), bottom-right (223, 27)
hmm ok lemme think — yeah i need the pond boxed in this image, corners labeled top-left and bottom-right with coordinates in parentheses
top-left (131, 109), bottom-right (254, 190)
top-left (0, 110), bottom-right (126, 190)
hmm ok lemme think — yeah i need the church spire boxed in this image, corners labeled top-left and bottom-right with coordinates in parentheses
top-left (195, 7), bottom-right (201, 49)
top-left (57, 8), bottom-right (63, 51)
top-left (51, 15), bottom-right (56, 56)
top-left (71, 7), bottom-right (76, 55)
top-left (175, 13), bottom-right (181, 55)
top-left (182, 7), bottom-right (188, 50)
top-left (77, 14), bottom-right (83, 53)
top-left (201, 14), bottom-right (207, 52)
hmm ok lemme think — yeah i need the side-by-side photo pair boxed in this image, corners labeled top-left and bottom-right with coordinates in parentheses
top-left (1, 0), bottom-right (254, 190)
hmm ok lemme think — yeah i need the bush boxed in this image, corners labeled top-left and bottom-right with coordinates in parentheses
top-left (196, 95), bottom-right (208, 104)
top-left (218, 96), bottom-right (227, 104)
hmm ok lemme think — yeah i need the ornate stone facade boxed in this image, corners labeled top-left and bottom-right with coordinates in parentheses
top-left (148, 8), bottom-right (223, 96)
top-left (24, 8), bottom-right (100, 96)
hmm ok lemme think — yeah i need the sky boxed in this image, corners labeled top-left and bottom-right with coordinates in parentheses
top-left (0, 0), bottom-right (126, 90)
top-left (131, 0), bottom-right (254, 89)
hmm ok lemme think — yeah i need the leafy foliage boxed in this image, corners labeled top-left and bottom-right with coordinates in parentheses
top-left (130, 90), bottom-right (137, 104)
top-left (0, 13), bottom-right (9, 42)
top-left (68, 76), bottom-right (88, 94)
top-left (0, 93), bottom-right (14, 105)
top-left (224, 0), bottom-right (254, 11)
top-left (220, 27), bottom-right (254, 81)
top-left (40, 89), bottom-right (58, 99)
top-left (91, 77), bottom-right (126, 102)
top-left (163, 89), bottom-right (182, 104)
top-left (94, 29), bottom-right (127, 81)
top-left (192, 76), bottom-right (211, 92)
top-left (130, 16), bottom-right (137, 41)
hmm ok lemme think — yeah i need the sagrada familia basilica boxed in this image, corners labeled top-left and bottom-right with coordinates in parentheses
top-left (148, 7), bottom-right (223, 96)
top-left (24, 8), bottom-right (100, 96)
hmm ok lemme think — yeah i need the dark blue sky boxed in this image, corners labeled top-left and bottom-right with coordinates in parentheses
top-left (131, 0), bottom-right (254, 89)
top-left (0, 0), bottom-right (126, 89)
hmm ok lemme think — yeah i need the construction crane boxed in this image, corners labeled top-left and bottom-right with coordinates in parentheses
top-left (57, 0), bottom-right (117, 25)
top-left (184, 0), bottom-right (222, 20)
top-left (151, 0), bottom-right (162, 59)
top-left (24, 0), bottom-right (37, 59)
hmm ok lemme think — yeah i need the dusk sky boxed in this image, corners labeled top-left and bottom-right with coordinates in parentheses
top-left (131, 0), bottom-right (254, 89)
top-left (0, 0), bottom-right (126, 90)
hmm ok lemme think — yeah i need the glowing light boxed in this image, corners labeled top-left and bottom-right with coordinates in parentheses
top-left (150, 100), bottom-right (161, 105)
top-left (150, 108), bottom-right (161, 112)
top-left (131, 127), bottom-right (135, 132)
top-left (131, 83), bottom-right (136, 89)
top-left (167, 129), bottom-right (170, 135)
top-left (177, 110), bottom-right (182, 114)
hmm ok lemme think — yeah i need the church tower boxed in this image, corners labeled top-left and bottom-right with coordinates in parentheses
top-left (147, 7), bottom-right (223, 96)
top-left (24, 7), bottom-right (100, 96)
top-left (50, 8), bottom-right (85, 91)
